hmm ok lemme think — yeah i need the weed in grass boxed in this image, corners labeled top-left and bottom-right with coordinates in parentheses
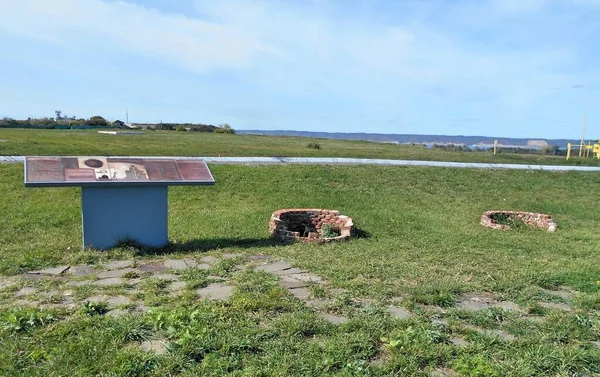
top-left (321, 224), bottom-right (340, 238)
top-left (489, 213), bottom-right (527, 229)
top-left (122, 271), bottom-right (141, 279)
top-left (112, 316), bottom-right (154, 342)
top-left (210, 258), bottom-right (238, 276)
top-left (309, 284), bottom-right (327, 299)
top-left (573, 291), bottom-right (600, 310)
top-left (454, 355), bottom-right (500, 377)
top-left (180, 268), bottom-right (209, 290)
top-left (0, 308), bottom-right (56, 333)
top-left (381, 324), bottom-right (452, 374)
top-left (270, 311), bottom-right (329, 338)
top-left (527, 303), bottom-right (548, 316)
top-left (451, 308), bottom-right (513, 329)
top-left (409, 286), bottom-right (459, 308)
top-left (79, 301), bottom-right (109, 316)
top-left (141, 278), bottom-right (169, 292)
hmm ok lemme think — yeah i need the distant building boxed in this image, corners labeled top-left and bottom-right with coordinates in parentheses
top-left (111, 120), bottom-right (126, 128)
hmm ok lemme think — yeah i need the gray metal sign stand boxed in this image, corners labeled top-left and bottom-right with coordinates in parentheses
top-left (25, 157), bottom-right (215, 250)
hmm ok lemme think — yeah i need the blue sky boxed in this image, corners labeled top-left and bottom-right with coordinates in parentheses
top-left (0, 0), bottom-right (598, 139)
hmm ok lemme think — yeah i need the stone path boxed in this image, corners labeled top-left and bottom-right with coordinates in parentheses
top-left (0, 253), bottom-right (589, 356)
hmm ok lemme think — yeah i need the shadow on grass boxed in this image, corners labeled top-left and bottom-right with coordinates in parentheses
top-left (115, 228), bottom-right (370, 256)
top-left (117, 237), bottom-right (282, 256)
top-left (352, 227), bottom-right (372, 239)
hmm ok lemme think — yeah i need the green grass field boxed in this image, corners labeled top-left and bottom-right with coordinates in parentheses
top-left (1, 128), bottom-right (599, 166)
top-left (1, 158), bottom-right (599, 376)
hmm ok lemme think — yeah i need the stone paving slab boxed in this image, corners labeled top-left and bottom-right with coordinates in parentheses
top-left (255, 261), bottom-right (292, 273)
top-left (429, 368), bottom-right (456, 377)
top-left (137, 264), bottom-right (166, 273)
top-left (196, 283), bottom-right (234, 301)
top-left (86, 295), bottom-right (111, 303)
top-left (140, 340), bottom-right (168, 355)
top-left (94, 278), bottom-right (125, 286)
top-left (14, 287), bottom-right (37, 297)
top-left (21, 273), bottom-right (47, 281)
top-left (538, 301), bottom-right (571, 311)
top-left (201, 256), bottom-right (220, 265)
top-left (289, 273), bottom-right (324, 284)
top-left (168, 281), bottom-right (187, 291)
top-left (485, 329), bottom-right (515, 341)
top-left (289, 287), bottom-right (311, 300)
top-left (39, 290), bottom-right (60, 298)
top-left (66, 281), bottom-right (93, 287)
top-left (221, 253), bottom-right (239, 259)
top-left (456, 293), bottom-right (521, 312)
top-left (0, 280), bottom-right (15, 290)
top-left (465, 325), bottom-right (515, 341)
top-left (154, 274), bottom-right (179, 281)
top-left (278, 276), bottom-right (307, 289)
top-left (456, 301), bottom-right (491, 311)
top-left (493, 301), bottom-right (521, 312)
top-left (387, 306), bottom-right (413, 319)
top-left (305, 299), bottom-right (331, 309)
top-left (323, 313), bottom-right (348, 324)
top-left (70, 265), bottom-right (96, 276)
top-left (540, 288), bottom-right (573, 300)
top-left (195, 264), bottom-right (212, 271)
top-left (107, 296), bottom-right (132, 306)
top-left (127, 278), bottom-right (143, 286)
top-left (248, 255), bottom-right (273, 261)
top-left (275, 268), bottom-right (303, 275)
top-left (29, 266), bottom-right (70, 276)
top-left (106, 309), bottom-right (129, 317)
top-left (102, 260), bottom-right (134, 270)
top-left (96, 268), bottom-right (139, 279)
top-left (164, 259), bottom-right (189, 270)
top-left (183, 258), bottom-right (198, 268)
top-left (133, 302), bottom-right (149, 312)
top-left (14, 299), bottom-right (41, 307)
top-left (449, 337), bottom-right (468, 347)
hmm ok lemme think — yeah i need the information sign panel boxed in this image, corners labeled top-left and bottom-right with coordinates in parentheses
top-left (25, 157), bottom-right (215, 187)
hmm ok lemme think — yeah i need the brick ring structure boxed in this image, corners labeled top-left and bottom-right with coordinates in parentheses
top-left (270, 209), bottom-right (354, 243)
top-left (481, 211), bottom-right (557, 232)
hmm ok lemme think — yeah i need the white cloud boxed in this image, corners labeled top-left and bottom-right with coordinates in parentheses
top-left (0, 0), bottom-right (594, 115)
top-left (0, 0), bottom-right (280, 73)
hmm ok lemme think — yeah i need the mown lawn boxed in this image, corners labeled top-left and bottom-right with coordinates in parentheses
top-left (1, 162), bottom-right (599, 376)
top-left (1, 128), bottom-right (598, 166)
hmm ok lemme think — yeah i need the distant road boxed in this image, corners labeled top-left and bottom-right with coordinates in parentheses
top-left (2, 156), bottom-right (600, 172)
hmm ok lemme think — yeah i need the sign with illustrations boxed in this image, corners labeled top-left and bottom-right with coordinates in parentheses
top-left (25, 157), bottom-right (214, 187)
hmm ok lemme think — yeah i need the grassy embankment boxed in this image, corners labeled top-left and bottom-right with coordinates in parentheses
top-left (0, 128), bottom-right (598, 166)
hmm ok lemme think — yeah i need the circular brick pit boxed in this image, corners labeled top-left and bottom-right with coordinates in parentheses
top-left (481, 211), bottom-right (557, 232)
top-left (270, 209), bottom-right (354, 243)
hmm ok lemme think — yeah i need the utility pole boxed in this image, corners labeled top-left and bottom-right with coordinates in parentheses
top-left (579, 83), bottom-right (590, 158)
top-left (126, 108), bottom-right (129, 124)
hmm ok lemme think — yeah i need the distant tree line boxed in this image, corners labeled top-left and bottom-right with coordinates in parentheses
top-left (0, 115), bottom-right (110, 128)
top-left (152, 122), bottom-right (234, 133)
top-left (0, 116), bottom-right (235, 134)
